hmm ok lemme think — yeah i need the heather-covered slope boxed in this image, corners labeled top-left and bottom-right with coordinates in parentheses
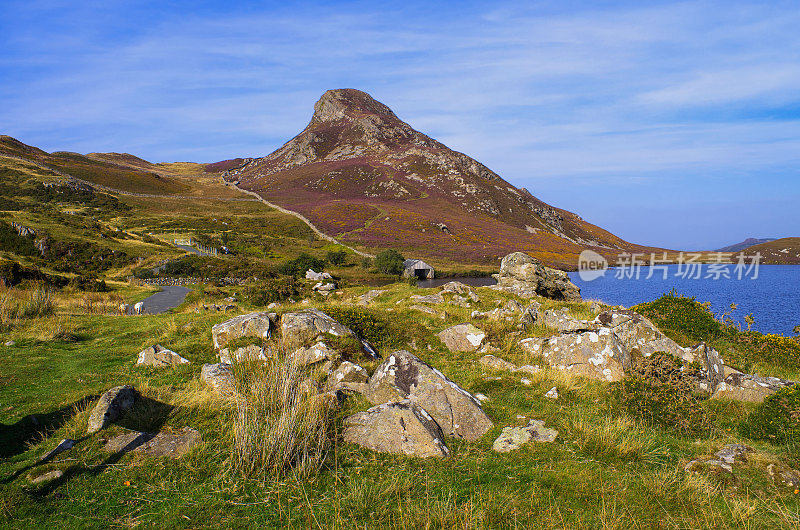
top-left (226, 89), bottom-right (664, 268)
top-left (746, 237), bottom-right (800, 264)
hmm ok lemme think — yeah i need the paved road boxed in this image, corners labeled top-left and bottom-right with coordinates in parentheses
top-left (141, 286), bottom-right (192, 314)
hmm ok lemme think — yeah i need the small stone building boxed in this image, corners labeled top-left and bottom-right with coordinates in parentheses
top-left (403, 259), bottom-right (435, 280)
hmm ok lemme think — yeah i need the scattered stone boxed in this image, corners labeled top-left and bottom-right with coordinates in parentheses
top-left (711, 372), bottom-right (793, 403)
top-left (201, 303), bottom-right (236, 312)
top-left (441, 281), bottom-right (480, 302)
top-left (479, 354), bottom-right (516, 371)
top-left (305, 269), bottom-right (332, 281)
top-left (685, 458), bottom-right (732, 474)
top-left (219, 344), bottom-right (268, 364)
top-left (493, 252), bottom-right (581, 301)
top-left (518, 301), bottom-right (542, 328)
top-left (410, 305), bottom-right (445, 318)
top-left (545, 386), bottom-right (559, 399)
top-left (313, 282), bottom-right (337, 293)
top-left (516, 365), bottom-right (541, 375)
top-left (280, 309), bottom-right (355, 351)
top-left (103, 427), bottom-right (202, 458)
top-left (358, 289), bottom-right (386, 306)
top-left (474, 393), bottom-right (489, 402)
top-left (137, 344), bottom-right (190, 367)
top-left (520, 328), bottom-right (628, 382)
top-left (29, 469), bottom-right (63, 484)
top-left (326, 361), bottom-right (369, 392)
top-left (366, 350), bottom-right (493, 441)
top-left (767, 464), bottom-right (800, 487)
top-left (521, 378), bottom-right (532, 386)
top-left (410, 293), bottom-right (444, 304)
top-left (40, 439), bottom-right (75, 461)
top-left (492, 420), bottom-right (558, 452)
top-left (343, 400), bottom-right (450, 458)
top-left (212, 312), bottom-right (276, 350)
top-left (438, 323), bottom-right (485, 352)
top-left (290, 341), bottom-right (340, 367)
top-left (715, 444), bottom-right (751, 465)
top-left (4, 340), bottom-right (15, 347)
top-left (88, 385), bottom-right (137, 434)
top-left (201, 363), bottom-right (235, 393)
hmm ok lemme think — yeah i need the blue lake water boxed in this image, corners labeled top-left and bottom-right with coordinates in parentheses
top-left (569, 265), bottom-right (800, 336)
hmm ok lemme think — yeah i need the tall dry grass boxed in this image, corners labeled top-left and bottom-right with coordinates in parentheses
top-left (0, 284), bottom-right (55, 329)
top-left (230, 348), bottom-right (333, 480)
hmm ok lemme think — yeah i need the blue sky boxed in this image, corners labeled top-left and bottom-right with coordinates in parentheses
top-left (1, 0), bottom-right (799, 250)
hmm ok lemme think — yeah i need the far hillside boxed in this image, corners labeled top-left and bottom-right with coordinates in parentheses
top-left (745, 237), bottom-right (800, 264)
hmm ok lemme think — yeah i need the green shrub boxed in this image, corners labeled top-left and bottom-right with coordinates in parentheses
top-left (361, 257), bottom-right (372, 269)
top-left (613, 353), bottom-right (713, 437)
top-left (277, 253), bottom-right (324, 277)
top-left (245, 277), bottom-right (301, 305)
top-left (326, 249), bottom-right (347, 266)
top-left (374, 249), bottom-right (405, 275)
top-left (739, 386), bottom-right (800, 446)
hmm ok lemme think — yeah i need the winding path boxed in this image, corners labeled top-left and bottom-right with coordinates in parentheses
top-left (231, 183), bottom-right (375, 258)
top-left (140, 286), bottom-right (192, 314)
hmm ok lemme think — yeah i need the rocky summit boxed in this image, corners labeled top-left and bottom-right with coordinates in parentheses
top-left (224, 89), bottom-right (662, 268)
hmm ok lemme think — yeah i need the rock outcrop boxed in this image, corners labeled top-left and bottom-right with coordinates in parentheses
top-left (712, 372), bottom-right (795, 402)
top-left (103, 427), bottom-right (202, 458)
top-left (280, 309), bottom-right (355, 351)
top-left (493, 252), bottom-right (581, 301)
top-left (520, 328), bottom-right (628, 382)
top-left (595, 309), bottom-right (689, 361)
top-left (87, 385), bottom-right (137, 434)
top-left (211, 312), bottom-right (276, 350)
top-left (437, 323), bottom-right (486, 352)
top-left (343, 400), bottom-right (450, 458)
top-left (366, 350), bottom-right (493, 441)
top-left (492, 420), bottom-right (558, 452)
top-left (137, 344), bottom-right (190, 367)
top-left (201, 363), bottom-right (235, 393)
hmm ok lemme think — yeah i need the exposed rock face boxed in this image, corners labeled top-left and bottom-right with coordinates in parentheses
top-left (437, 323), bottom-right (486, 352)
top-left (441, 281), bottom-right (480, 302)
top-left (343, 400), bottom-right (450, 458)
top-left (492, 420), bottom-right (558, 452)
top-left (519, 328), bottom-right (628, 382)
top-left (595, 310), bottom-right (689, 361)
top-left (366, 350), bottom-right (493, 441)
top-left (290, 341), bottom-right (339, 367)
top-left (29, 469), bottom-right (63, 484)
top-left (219, 344), bottom-right (268, 364)
top-left (136, 344), bottom-right (190, 367)
top-left (685, 444), bottom-right (752, 474)
top-left (712, 372), bottom-right (795, 402)
top-left (211, 312), bottom-right (276, 350)
top-left (768, 464), bottom-right (800, 487)
top-left (540, 308), bottom-right (597, 332)
top-left (479, 354), bottom-right (517, 372)
top-left (685, 342), bottom-right (727, 390)
top-left (493, 252), bottom-right (581, 301)
top-left (326, 361), bottom-right (369, 392)
top-left (280, 309), bottom-right (355, 350)
top-left (103, 427), bottom-right (202, 458)
top-left (410, 293), bottom-right (444, 305)
top-left (88, 385), bottom-right (137, 433)
top-left (201, 363), bottom-right (235, 393)
top-left (358, 289), bottom-right (386, 305)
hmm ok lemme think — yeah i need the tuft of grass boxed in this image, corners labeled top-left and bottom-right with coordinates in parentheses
top-left (569, 409), bottom-right (669, 464)
top-left (230, 351), bottom-right (333, 480)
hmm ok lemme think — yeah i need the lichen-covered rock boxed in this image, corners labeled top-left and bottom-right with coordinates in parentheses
top-left (768, 464), bottom-right (800, 487)
top-left (219, 344), bottom-right (268, 364)
top-left (686, 342), bottom-right (727, 390)
top-left (201, 363), bottom-right (235, 393)
top-left (103, 427), bottom-right (202, 458)
top-left (519, 329), bottom-right (628, 382)
top-left (366, 350), bottom-right (493, 441)
top-left (280, 309), bottom-right (354, 351)
top-left (211, 311), bottom-right (276, 350)
top-left (326, 361), bottom-right (369, 392)
top-left (479, 354), bottom-right (516, 371)
top-left (410, 293), bottom-right (444, 305)
top-left (493, 252), bottom-right (581, 301)
top-left (518, 301), bottom-right (542, 328)
top-left (438, 323), bottom-right (485, 352)
top-left (343, 400), bottom-right (449, 458)
top-left (440, 281), bottom-right (479, 302)
top-left (357, 289), bottom-right (386, 306)
top-left (712, 372), bottom-right (794, 402)
top-left (595, 309), bottom-right (689, 361)
top-left (87, 385), bottom-right (137, 434)
top-left (137, 344), bottom-right (190, 367)
top-left (290, 341), bottom-right (340, 367)
top-left (492, 420), bottom-right (558, 452)
top-left (540, 308), bottom-right (597, 332)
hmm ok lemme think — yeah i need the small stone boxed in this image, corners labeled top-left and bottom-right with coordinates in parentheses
top-left (137, 344), bottom-right (190, 367)
top-left (479, 354), bottom-right (516, 371)
top-left (545, 386), bottom-right (559, 399)
top-left (40, 439), bottom-right (75, 461)
top-left (87, 385), bottom-right (137, 434)
top-left (29, 469), bottom-right (63, 484)
top-left (474, 393), bottom-right (490, 402)
top-left (492, 420), bottom-right (558, 452)
top-left (515, 364), bottom-right (541, 375)
top-left (201, 363), bottom-right (235, 393)
top-left (521, 378), bottom-right (532, 386)
top-left (4, 340), bottom-right (15, 347)
top-left (437, 323), bottom-right (486, 352)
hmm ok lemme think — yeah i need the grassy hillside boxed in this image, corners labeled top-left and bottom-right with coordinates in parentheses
top-left (745, 237), bottom-right (800, 265)
top-left (0, 285), bottom-right (799, 527)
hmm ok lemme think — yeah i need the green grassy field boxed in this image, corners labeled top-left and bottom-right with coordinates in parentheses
top-left (1, 282), bottom-right (799, 528)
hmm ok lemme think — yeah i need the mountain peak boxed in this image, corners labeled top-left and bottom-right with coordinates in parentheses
top-left (312, 89), bottom-right (398, 124)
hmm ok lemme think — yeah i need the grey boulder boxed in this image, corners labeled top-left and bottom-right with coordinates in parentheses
top-left (437, 323), bottom-right (486, 352)
top-left (280, 309), bottom-right (355, 351)
top-left (211, 311), bottom-right (277, 350)
top-left (137, 344), bottom-right (190, 367)
top-left (87, 385), bottom-right (137, 434)
top-left (493, 420), bottom-right (558, 452)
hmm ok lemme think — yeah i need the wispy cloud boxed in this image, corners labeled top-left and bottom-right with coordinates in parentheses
top-left (1, 0), bottom-right (799, 248)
